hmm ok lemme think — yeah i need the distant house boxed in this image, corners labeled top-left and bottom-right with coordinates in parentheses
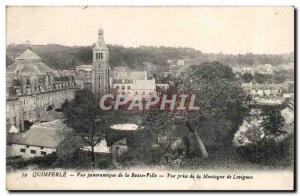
top-left (169, 57), bottom-right (206, 75)
top-left (232, 64), bottom-right (278, 75)
top-left (7, 120), bottom-right (68, 159)
top-left (254, 64), bottom-right (278, 75)
top-left (111, 138), bottom-right (128, 158)
top-left (81, 139), bottom-right (110, 154)
top-left (112, 66), bottom-right (156, 98)
top-left (75, 65), bottom-right (93, 89)
top-left (7, 124), bottom-right (19, 134)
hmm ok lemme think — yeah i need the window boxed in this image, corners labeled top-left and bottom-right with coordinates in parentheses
top-left (116, 86), bottom-right (119, 90)
top-left (30, 150), bottom-right (36, 154)
top-left (96, 53), bottom-right (104, 60)
top-left (121, 86), bottom-right (125, 90)
top-left (26, 145), bottom-right (29, 148)
top-left (99, 76), bottom-right (101, 80)
top-left (41, 151), bottom-right (47, 156)
top-left (127, 86), bottom-right (131, 90)
top-left (20, 149), bottom-right (26, 153)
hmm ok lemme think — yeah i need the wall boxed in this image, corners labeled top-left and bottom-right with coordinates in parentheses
top-left (7, 143), bottom-right (56, 159)
top-left (6, 88), bottom-right (76, 131)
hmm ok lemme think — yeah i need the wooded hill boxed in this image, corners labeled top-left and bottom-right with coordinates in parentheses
top-left (6, 44), bottom-right (294, 70)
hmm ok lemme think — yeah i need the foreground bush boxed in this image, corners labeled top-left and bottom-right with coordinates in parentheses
top-left (236, 134), bottom-right (294, 167)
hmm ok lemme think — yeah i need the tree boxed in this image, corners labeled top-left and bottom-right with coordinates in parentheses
top-left (235, 109), bottom-right (289, 164)
top-left (261, 109), bottom-right (286, 139)
top-left (241, 72), bottom-right (253, 83)
top-left (144, 62), bottom-right (252, 158)
top-left (254, 73), bottom-right (267, 84)
top-left (63, 89), bottom-right (106, 167)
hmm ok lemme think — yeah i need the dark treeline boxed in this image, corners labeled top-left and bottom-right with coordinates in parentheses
top-left (6, 44), bottom-right (294, 70)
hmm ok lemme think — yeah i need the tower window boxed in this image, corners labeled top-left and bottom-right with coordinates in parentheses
top-left (96, 53), bottom-right (104, 60)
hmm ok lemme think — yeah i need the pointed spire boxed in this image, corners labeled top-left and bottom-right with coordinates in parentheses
top-left (94, 26), bottom-right (108, 50)
top-left (98, 24), bottom-right (104, 35)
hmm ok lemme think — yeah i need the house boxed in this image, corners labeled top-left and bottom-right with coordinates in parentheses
top-left (7, 124), bottom-right (19, 134)
top-left (111, 138), bottom-right (128, 158)
top-left (112, 66), bottom-right (156, 98)
top-left (75, 65), bottom-right (93, 89)
top-left (7, 119), bottom-right (68, 159)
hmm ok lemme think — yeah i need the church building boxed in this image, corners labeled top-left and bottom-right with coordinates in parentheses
top-left (92, 27), bottom-right (110, 96)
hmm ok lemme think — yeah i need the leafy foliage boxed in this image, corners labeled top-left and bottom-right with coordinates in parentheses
top-left (144, 62), bottom-right (252, 158)
top-left (63, 88), bottom-right (107, 166)
top-left (241, 72), bottom-right (253, 83)
top-left (261, 109), bottom-right (286, 139)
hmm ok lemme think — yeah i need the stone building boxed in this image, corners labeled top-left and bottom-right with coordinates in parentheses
top-left (112, 66), bottom-right (156, 98)
top-left (7, 119), bottom-right (68, 159)
top-left (92, 27), bottom-right (110, 96)
top-left (75, 64), bottom-right (93, 89)
top-left (6, 49), bottom-right (77, 132)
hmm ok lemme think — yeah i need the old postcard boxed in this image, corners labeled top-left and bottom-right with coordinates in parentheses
top-left (6, 6), bottom-right (295, 191)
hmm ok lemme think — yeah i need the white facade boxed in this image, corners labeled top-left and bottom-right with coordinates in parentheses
top-left (7, 143), bottom-right (56, 159)
top-left (112, 67), bottom-right (156, 99)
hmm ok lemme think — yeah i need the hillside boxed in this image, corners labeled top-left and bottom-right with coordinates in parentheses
top-left (6, 44), bottom-right (294, 70)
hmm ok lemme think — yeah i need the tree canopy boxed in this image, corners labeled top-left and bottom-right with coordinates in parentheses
top-left (144, 62), bottom-right (252, 157)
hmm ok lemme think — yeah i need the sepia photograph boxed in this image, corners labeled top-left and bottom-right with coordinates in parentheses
top-left (5, 6), bottom-right (295, 191)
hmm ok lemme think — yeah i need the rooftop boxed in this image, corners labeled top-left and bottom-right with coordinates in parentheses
top-left (8, 119), bottom-right (68, 148)
top-left (7, 49), bottom-right (54, 75)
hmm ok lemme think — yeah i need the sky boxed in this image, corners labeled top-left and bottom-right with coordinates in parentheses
top-left (6, 6), bottom-right (294, 54)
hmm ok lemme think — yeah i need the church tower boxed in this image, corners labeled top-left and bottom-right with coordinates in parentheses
top-left (92, 27), bottom-right (110, 96)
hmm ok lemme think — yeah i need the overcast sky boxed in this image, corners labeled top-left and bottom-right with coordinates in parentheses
top-left (6, 6), bottom-right (294, 54)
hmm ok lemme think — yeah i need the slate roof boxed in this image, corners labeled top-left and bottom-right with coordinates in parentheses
top-left (15, 49), bottom-right (41, 60)
top-left (8, 120), bottom-right (68, 148)
top-left (7, 49), bottom-right (54, 75)
top-left (113, 69), bottom-right (147, 80)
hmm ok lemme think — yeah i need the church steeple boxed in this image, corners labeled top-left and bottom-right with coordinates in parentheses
top-left (92, 26), bottom-right (110, 96)
top-left (95, 26), bottom-right (108, 50)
